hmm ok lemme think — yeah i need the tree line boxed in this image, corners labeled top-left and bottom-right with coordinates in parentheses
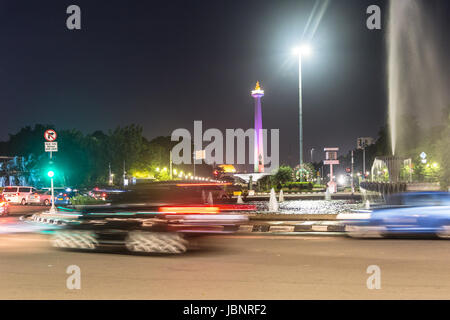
top-left (0, 124), bottom-right (204, 188)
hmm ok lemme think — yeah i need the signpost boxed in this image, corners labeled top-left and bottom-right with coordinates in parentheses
top-left (44, 130), bottom-right (58, 213)
top-left (324, 148), bottom-right (339, 194)
top-left (45, 142), bottom-right (58, 152)
top-left (420, 152), bottom-right (427, 164)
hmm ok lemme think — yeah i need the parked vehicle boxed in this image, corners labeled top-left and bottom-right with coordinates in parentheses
top-left (0, 194), bottom-right (10, 216)
top-left (41, 187), bottom-right (67, 195)
top-left (27, 190), bottom-right (53, 206)
top-left (2, 186), bottom-right (37, 205)
top-left (54, 190), bottom-right (80, 206)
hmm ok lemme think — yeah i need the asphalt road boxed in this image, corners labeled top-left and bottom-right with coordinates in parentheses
top-left (8, 205), bottom-right (49, 216)
top-left (1, 232), bottom-right (450, 299)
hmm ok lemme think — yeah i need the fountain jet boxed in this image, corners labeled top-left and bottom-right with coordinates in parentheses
top-left (388, 0), bottom-right (449, 156)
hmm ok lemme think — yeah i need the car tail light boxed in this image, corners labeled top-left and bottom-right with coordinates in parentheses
top-left (65, 197), bottom-right (70, 200)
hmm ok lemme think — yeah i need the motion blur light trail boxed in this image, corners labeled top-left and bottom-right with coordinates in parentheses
top-left (0, 217), bottom-right (59, 234)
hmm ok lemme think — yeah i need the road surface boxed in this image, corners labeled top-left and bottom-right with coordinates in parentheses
top-left (1, 232), bottom-right (450, 299)
top-left (8, 205), bottom-right (48, 216)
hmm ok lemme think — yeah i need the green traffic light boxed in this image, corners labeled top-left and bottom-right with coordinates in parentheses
top-left (48, 171), bottom-right (55, 178)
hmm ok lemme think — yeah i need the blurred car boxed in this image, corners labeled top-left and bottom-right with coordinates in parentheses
top-left (89, 188), bottom-right (125, 201)
top-left (0, 194), bottom-right (10, 216)
top-left (347, 192), bottom-right (450, 239)
top-left (89, 189), bottom-right (107, 200)
top-left (47, 205), bottom-right (249, 254)
top-left (2, 186), bottom-right (38, 205)
top-left (54, 190), bottom-right (80, 206)
top-left (27, 190), bottom-right (53, 206)
top-left (109, 182), bottom-right (232, 205)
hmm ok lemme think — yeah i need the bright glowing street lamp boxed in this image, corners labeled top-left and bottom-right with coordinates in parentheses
top-left (292, 44), bottom-right (312, 57)
top-left (292, 44), bottom-right (312, 177)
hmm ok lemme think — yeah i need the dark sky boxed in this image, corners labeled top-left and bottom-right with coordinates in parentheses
top-left (1, 0), bottom-right (391, 166)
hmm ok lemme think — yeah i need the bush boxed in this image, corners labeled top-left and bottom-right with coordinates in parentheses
top-left (283, 182), bottom-right (313, 191)
top-left (70, 195), bottom-right (105, 205)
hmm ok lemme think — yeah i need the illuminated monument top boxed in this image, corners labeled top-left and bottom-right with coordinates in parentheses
top-left (251, 81), bottom-right (265, 96)
top-left (252, 81), bottom-right (265, 173)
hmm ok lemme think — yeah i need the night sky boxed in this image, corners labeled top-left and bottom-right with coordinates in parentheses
top-left (1, 0), bottom-right (391, 166)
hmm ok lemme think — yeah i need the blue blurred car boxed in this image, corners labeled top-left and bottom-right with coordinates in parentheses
top-left (347, 192), bottom-right (450, 239)
top-left (54, 190), bottom-right (79, 206)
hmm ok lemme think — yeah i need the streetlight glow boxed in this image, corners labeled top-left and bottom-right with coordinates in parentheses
top-left (292, 44), bottom-right (312, 57)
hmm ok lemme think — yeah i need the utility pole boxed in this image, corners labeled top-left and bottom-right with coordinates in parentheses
top-left (123, 160), bottom-right (126, 186)
top-left (363, 143), bottom-right (366, 180)
top-left (108, 163), bottom-right (112, 186)
top-left (169, 151), bottom-right (173, 180)
top-left (351, 150), bottom-right (355, 194)
top-left (193, 151), bottom-right (196, 177)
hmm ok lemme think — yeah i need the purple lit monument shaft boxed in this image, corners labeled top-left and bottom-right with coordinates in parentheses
top-left (252, 82), bottom-right (264, 173)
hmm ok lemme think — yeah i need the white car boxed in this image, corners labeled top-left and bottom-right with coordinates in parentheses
top-left (27, 190), bottom-right (54, 206)
top-left (2, 186), bottom-right (38, 205)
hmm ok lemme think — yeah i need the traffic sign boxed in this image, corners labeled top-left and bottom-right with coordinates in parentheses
top-left (44, 129), bottom-right (57, 142)
top-left (45, 142), bottom-right (58, 152)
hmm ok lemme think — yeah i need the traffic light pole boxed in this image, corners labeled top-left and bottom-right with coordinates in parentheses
top-left (49, 151), bottom-right (56, 213)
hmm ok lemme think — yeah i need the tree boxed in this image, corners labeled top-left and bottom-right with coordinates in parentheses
top-left (274, 166), bottom-right (294, 185)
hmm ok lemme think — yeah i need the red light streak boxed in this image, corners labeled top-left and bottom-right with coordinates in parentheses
top-left (159, 206), bottom-right (220, 214)
top-left (176, 183), bottom-right (232, 187)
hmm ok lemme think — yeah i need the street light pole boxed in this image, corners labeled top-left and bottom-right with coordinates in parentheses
top-left (298, 53), bottom-right (304, 171)
top-left (293, 44), bottom-right (311, 182)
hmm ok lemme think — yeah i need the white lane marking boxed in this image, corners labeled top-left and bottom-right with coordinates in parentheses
top-left (269, 226), bottom-right (295, 233)
top-left (311, 225), bottom-right (329, 232)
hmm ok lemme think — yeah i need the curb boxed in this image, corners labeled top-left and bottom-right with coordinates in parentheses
top-left (238, 221), bottom-right (346, 233)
